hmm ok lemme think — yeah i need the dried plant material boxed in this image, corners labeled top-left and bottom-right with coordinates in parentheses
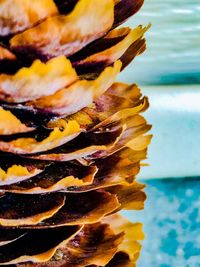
top-left (0, 193), bottom-right (65, 227)
top-left (0, 164), bottom-right (43, 186)
top-left (0, 120), bottom-right (81, 154)
top-left (0, 46), bottom-right (20, 74)
top-left (0, 56), bottom-right (77, 103)
top-left (28, 124), bottom-right (124, 161)
top-left (0, 81), bottom-right (144, 129)
top-left (0, 108), bottom-right (34, 135)
top-left (0, 0), bottom-right (58, 36)
top-left (26, 102), bottom-right (150, 162)
top-left (60, 145), bottom-right (148, 193)
top-left (17, 223), bottom-right (123, 267)
top-left (91, 115), bottom-right (151, 160)
top-left (107, 182), bottom-right (147, 210)
top-left (104, 214), bottom-right (144, 260)
top-left (56, 223), bottom-right (123, 266)
top-left (92, 96), bottom-right (149, 131)
top-left (114, 0), bottom-right (144, 27)
top-left (106, 251), bottom-right (134, 267)
top-left (27, 61), bottom-right (121, 117)
top-left (70, 82), bottom-right (145, 130)
top-left (0, 0), bottom-right (150, 265)
top-left (127, 134), bottom-right (152, 151)
top-left (0, 46), bottom-right (16, 60)
top-left (10, 0), bottom-right (115, 59)
top-left (0, 164), bottom-right (98, 194)
top-left (0, 226), bottom-right (82, 265)
top-left (20, 191), bottom-right (120, 229)
top-left (72, 25), bottom-right (149, 74)
top-left (0, 229), bottom-right (26, 246)
top-left (0, 156), bottom-right (49, 185)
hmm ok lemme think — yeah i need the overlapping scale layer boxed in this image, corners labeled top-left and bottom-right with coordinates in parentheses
top-left (0, 0), bottom-right (150, 266)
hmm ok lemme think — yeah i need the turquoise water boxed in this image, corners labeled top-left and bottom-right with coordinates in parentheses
top-left (124, 178), bottom-right (200, 267)
top-left (120, 0), bottom-right (200, 85)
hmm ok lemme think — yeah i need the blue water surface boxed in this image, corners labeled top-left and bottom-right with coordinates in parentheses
top-left (119, 0), bottom-right (200, 85)
top-left (123, 178), bottom-right (200, 267)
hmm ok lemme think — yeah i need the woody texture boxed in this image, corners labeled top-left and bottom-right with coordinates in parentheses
top-left (0, 0), bottom-right (151, 266)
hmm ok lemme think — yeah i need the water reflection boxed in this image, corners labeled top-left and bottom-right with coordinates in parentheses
top-left (123, 178), bottom-right (200, 267)
top-left (120, 0), bottom-right (200, 85)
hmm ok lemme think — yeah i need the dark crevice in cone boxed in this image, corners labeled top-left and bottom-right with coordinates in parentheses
top-left (0, 226), bottom-right (81, 265)
top-left (0, 126), bottom-right (51, 142)
top-left (0, 59), bottom-right (21, 75)
top-left (0, 44), bottom-right (36, 74)
top-left (1, 104), bottom-right (54, 128)
top-left (70, 35), bottom-right (126, 63)
top-left (0, 162), bottom-right (96, 193)
top-left (0, 229), bottom-right (27, 246)
top-left (120, 38), bottom-right (146, 70)
top-left (114, 0), bottom-right (144, 28)
top-left (0, 193), bottom-right (65, 224)
top-left (0, 154), bottom-right (49, 172)
top-left (105, 252), bottom-right (132, 267)
top-left (54, 0), bottom-right (79, 14)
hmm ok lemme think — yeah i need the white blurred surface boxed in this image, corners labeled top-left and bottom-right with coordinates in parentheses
top-left (138, 85), bottom-right (200, 179)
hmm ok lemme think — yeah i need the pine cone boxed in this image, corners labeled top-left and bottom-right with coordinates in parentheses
top-left (0, 0), bottom-right (151, 266)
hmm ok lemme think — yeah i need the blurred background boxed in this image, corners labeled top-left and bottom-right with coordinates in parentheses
top-left (120, 0), bottom-right (200, 266)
